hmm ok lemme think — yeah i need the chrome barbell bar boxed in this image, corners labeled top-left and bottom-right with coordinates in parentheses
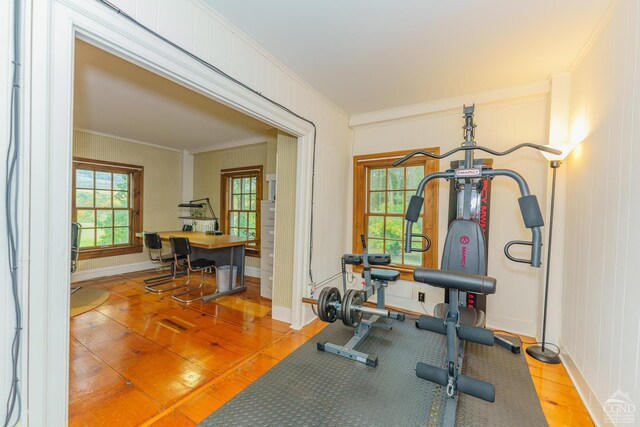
top-left (302, 296), bottom-right (390, 318)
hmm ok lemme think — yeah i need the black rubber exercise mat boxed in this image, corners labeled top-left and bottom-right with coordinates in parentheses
top-left (199, 315), bottom-right (547, 427)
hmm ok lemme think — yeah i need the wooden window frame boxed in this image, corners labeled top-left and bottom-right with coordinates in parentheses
top-left (72, 157), bottom-right (144, 260)
top-left (220, 166), bottom-right (263, 257)
top-left (353, 148), bottom-right (439, 280)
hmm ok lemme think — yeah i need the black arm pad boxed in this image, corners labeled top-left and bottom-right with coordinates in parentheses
top-left (342, 254), bottom-right (362, 265)
top-left (413, 268), bottom-right (497, 295)
top-left (518, 195), bottom-right (544, 228)
top-left (367, 254), bottom-right (391, 265)
top-left (405, 195), bottom-right (424, 222)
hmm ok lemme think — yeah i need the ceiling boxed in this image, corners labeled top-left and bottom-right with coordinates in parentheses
top-left (74, 40), bottom-right (271, 152)
top-left (204, 0), bottom-right (614, 114)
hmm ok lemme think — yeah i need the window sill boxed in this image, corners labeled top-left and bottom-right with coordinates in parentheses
top-left (79, 245), bottom-right (143, 260)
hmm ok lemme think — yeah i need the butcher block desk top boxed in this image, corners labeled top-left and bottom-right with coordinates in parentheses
top-left (137, 231), bottom-right (254, 250)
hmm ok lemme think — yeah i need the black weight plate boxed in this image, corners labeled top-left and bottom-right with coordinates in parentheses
top-left (342, 289), bottom-right (364, 328)
top-left (325, 287), bottom-right (340, 323)
top-left (340, 289), bottom-right (352, 326)
top-left (318, 287), bottom-right (340, 323)
top-left (317, 287), bottom-right (329, 322)
top-left (350, 291), bottom-right (364, 327)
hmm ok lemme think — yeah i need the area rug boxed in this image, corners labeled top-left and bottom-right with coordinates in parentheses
top-left (70, 287), bottom-right (110, 317)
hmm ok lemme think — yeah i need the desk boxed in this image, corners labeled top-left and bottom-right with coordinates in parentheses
top-left (140, 231), bottom-right (255, 302)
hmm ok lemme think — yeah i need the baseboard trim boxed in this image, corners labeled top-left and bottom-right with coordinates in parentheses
top-left (272, 305), bottom-right (292, 325)
top-left (485, 314), bottom-right (536, 338)
top-left (558, 341), bottom-right (605, 426)
top-left (73, 261), bottom-right (262, 283)
top-left (244, 266), bottom-right (260, 278)
top-left (71, 261), bottom-right (156, 283)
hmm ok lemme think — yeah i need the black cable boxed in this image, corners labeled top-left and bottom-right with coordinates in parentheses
top-left (4, 0), bottom-right (22, 425)
top-left (95, 0), bottom-right (319, 282)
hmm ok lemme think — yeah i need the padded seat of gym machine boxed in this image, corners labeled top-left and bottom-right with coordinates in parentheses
top-left (370, 268), bottom-right (400, 282)
top-left (433, 303), bottom-right (486, 328)
top-left (414, 268), bottom-right (497, 294)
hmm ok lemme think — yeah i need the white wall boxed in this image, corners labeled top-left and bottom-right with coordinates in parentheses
top-left (0, 0), bottom-right (14, 421)
top-left (561, 0), bottom-right (640, 422)
top-left (135, 0), bottom-right (352, 289)
top-left (350, 96), bottom-right (550, 336)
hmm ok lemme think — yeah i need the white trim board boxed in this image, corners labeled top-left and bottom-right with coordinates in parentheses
top-left (271, 305), bottom-right (292, 325)
top-left (73, 127), bottom-right (182, 152)
top-left (72, 262), bottom-right (261, 283)
top-left (71, 260), bottom-right (156, 283)
top-left (188, 136), bottom-right (268, 154)
top-left (244, 265), bottom-right (260, 278)
top-left (559, 342), bottom-right (606, 426)
top-left (349, 80), bottom-right (550, 127)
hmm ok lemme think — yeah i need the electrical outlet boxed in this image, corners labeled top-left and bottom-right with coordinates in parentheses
top-left (418, 292), bottom-right (425, 302)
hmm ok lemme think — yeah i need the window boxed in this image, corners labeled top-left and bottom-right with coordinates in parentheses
top-left (72, 158), bottom-right (143, 259)
top-left (221, 166), bottom-right (263, 255)
top-left (353, 149), bottom-right (439, 279)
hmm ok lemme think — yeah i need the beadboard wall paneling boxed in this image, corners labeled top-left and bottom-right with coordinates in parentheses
top-left (272, 132), bottom-right (298, 309)
top-left (562, 0), bottom-right (640, 418)
top-left (73, 129), bottom-right (182, 271)
top-left (113, 0), bottom-right (353, 301)
top-left (192, 137), bottom-right (275, 269)
top-left (351, 97), bottom-right (550, 336)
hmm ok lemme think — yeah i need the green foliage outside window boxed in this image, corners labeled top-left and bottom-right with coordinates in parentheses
top-left (75, 168), bottom-right (131, 248)
top-left (367, 165), bottom-right (425, 266)
top-left (229, 176), bottom-right (258, 242)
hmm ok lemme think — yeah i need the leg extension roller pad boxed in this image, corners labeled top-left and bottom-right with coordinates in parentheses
top-left (416, 315), bottom-right (446, 334)
top-left (416, 363), bottom-right (496, 403)
top-left (457, 374), bottom-right (496, 402)
top-left (457, 324), bottom-right (495, 346)
top-left (416, 362), bottom-right (448, 386)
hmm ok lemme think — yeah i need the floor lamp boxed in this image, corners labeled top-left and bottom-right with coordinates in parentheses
top-left (527, 142), bottom-right (580, 364)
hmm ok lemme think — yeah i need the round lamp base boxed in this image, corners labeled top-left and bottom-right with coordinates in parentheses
top-left (526, 345), bottom-right (561, 364)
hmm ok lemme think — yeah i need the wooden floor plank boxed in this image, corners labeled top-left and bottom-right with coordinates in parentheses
top-left (69, 338), bottom-right (162, 427)
top-left (232, 353), bottom-right (280, 382)
top-left (177, 373), bottom-right (252, 424)
top-left (523, 342), bottom-right (594, 426)
top-left (70, 271), bottom-right (593, 426)
top-left (148, 410), bottom-right (196, 427)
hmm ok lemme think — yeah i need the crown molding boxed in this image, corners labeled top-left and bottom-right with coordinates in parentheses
top-left (349, 80), bottom-right (551, 128)
top-left (73, 128), bottom-right (182, 152)
top-left (188, 135), bottom-right (268, 154)
top-left (569, 0), bottom-right (622, 73)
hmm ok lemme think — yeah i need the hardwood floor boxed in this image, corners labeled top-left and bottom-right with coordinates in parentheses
top-left (523, 341), bottom-right (594, 426)
top-left (69, 271), bottom-right (592, 426)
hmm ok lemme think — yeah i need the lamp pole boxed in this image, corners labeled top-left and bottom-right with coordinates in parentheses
top-left (526, 159), bottom-right (561, 364)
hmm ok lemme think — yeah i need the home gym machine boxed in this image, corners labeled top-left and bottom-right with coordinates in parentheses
top-left (302, 236), bottom-right (405, 367)
top-left (393, 105), bottom-right (561, 426)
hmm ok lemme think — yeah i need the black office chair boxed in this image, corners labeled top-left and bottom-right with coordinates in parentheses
top-left (169, 237), bottom-right (217, 303)
top-left (143, 232), bottom-right (187, 292)
top-left (70, 222), bottom-right (82, 294)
